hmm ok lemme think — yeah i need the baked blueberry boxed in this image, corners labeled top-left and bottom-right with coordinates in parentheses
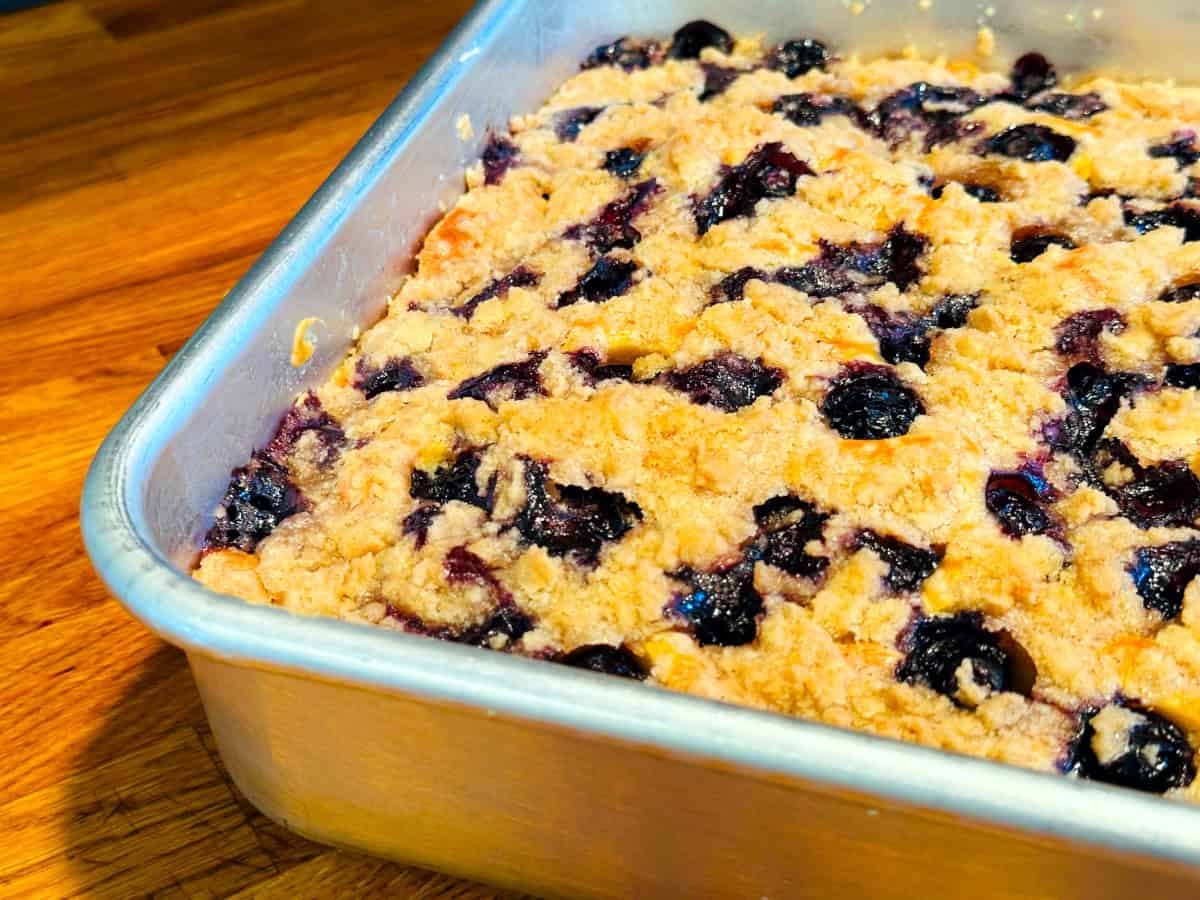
top-left (355, 356), bottom-right (425, 399)
top-left (557, 256), bottom-right (638, 307)
top-left (457, 605), bottom-right (535, 648)
top-left (932, 181), bottom-right (1001, 202)
top-left (1071, 704), bottom-right (1196, 793)
top-left (772, 92), bottom-right (860, 127)
top-left (821, 366), bottom-right (924, 440)
top-left (670, 555), bottom-right (763, 646)
top-left (453, 266), bottom-right (540, 319)
top-left (985, 470), bottom-right (1055, 538)
top-left (898, 613), bottom-right (1012, 706)
top-left (566, 179), bottom-right (660, 254)
top-left (694, 142), bottom-right (813, 235)
top-left (1027, 92), bottom-right (1107, 120)
top-left (583, 36), bottom-right (662, 72)
top-left (767, 38), bottom-right (830, 77)
top-left (514, 460), bottom-right (642, 564)
top-left (1124, 203), bottom-right (1200, 241)
top-left (669, 20), bottom-right (733, 59)
top-left (662, 353), bottom-right (785, 411)
top-left (560, 644), bottom-right (648, 679)
top-left (205, 453), bottom-right (304, 553)
top-left (603, 146), bottom-right (647, 178)
top-left (850, 304), bottom-right (932, 368)
top-left (1086, 439), bottom-right (1200, 530)
top-left (569, 350), bottom-right (635, 384)
top-left (410, 448), bottom-right (494, 512)
top-left (481, 135), bottom-right (520, 186)
top-left (1164, 363), bottom-right (1200, 388)
top-left (1011, 227), bottom-right (1076, 263)
top-left (1049, 363), bottom-right (1145, 459)
top-left (711, 266), bottom-right (769, 304)
top-left (855, 530), bottom-right (942, 593)
top-left (980, 124), bottom-right (1076, 162)
top-left (1149, 130), bottom-right (1200, 169)
top-left (448, 352), bottom-right (548, 408)
top-left (1159, 281), bottom-right (1200, 302)
top-left (754, 495), bottom-right (830, 578)
top-left (1054, 309), bottom-right (1125, 359)
top-left (865, 82), bottom-right (988, 148)
top-left (401, 504), bottom-right (441, 549)
top-left (265, 391), bottom-right (346, 466)
top-left (774, 226), bottom-right (929, 297)
top-left (1007, 52), bottom-right (1057, 100)
top-left (555, 106), bottom-right (605, 142)
top-left (698, 63), bottom-right (741, 101)
top-left (927, 293), bottom-right (979, 329)
top-left (1130, 540), bottom-right (1200, 620)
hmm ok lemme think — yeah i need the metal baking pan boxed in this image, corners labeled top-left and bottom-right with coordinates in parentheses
top-left (81, 1), bottom-right (1200, 896)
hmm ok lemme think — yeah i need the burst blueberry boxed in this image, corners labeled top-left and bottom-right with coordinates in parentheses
top-left (1124, 203), bottom-right (1200, 241)
top-left (410, 448), bottom-right (494, 512)
top-left (855, 530), bottom-right (943, 593)
top-left (264, 390), bottom-right (346, 466)
top-left (448, 352), bottom-right (548, 409)
top-left (1148, 130), bottom-right (1200, 169)
top-left (557, 256), bottom-right (638, 307)
top-left (754, 495), bottom-right (830, 578)
top-left (662, 353), bottom-right (785, 412)
top-left (1011, 227), bottom-right (1076, 263)
top-left (1071, 704), bottom-right (1196, 794)
top-left (1129, 540), bottom-right (1200, 620)
top-left (986, 470), bottom-right (1055, 538)
top-left (481, 135), bottom-right (519, 186)
top-left (669, 20), bottom-right (733, 59)
top-left (898, 613), bottom-right (1012, 706)
top-left (560, 644), bottom-right (648, 679)
top-left (981, 124), bottom-right (1076, 162)
top-left (1165, 363), bottom-right (1200, 388)
top-left (555, 106), bottom-right (605, 142)
top-left (694, 142), bottom-right (813, 235)
top-left (821, 366), bottom-right (924, 440)
top-left (772, 92), bottom-right (860, 127)
top-left (603, 146), bottom-right (646, 178)
top-left (1054, 309), bottom-right (1125, 359)
top-left (1027, 92), bottom-right (1107, 120)
top-left (1007, 52), bottom-right (1057, 100)
top-left (670, 556), bottom-right (763, 646)
top-left (583, 36), bottom-right (662, 71)
top-left (569, 350), bottom-right (635, 384)
top-left (205, 453), bottom-right (303, 553)
top-left (355, 356), bottom-right (425, 399)
top-left (767, 38), bottom-right (830, 77)
top-left (566, 179), bottom-right (660, 254)
top-left (453, 266), bottom-right (539, 319)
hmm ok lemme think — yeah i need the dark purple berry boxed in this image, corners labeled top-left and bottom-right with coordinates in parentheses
top-left (1054, 309), bottom-right (1125, 358)
top-left (514, 460), bottom-right (642, 564)
top-left (566, 179), bottom-right (660, 254)
top-left (444, 544), bottom-right (501, 587)
top-left (355, 356), bottom-right (424, 400)
top-left (855, 530), bottom-right (943, 593)
top-left (1130, 540), bottom-right (1200, 620)
top-left (981, 124), bottom-right (1076, 162)
top-left (865, 83), bottom-right (988, 149)
top-left (821, 366), bottom-right (924, 440)
top-left (986, 470), bottom-right (1055, 538)
top-left (849, 304), bottom-right (931, 368)
top-left (898, 613), bottom-right (1012, 706)
top-left (772, 92), bottom-right (859, 127)
top-left (754, 495), bottom-right (830, 579)
top-left (570, 350), bottom-right (635, 384)
top-left (205, 453), bottom-right (303, 553)
top-left (555, 106), bottom-right (605, 142)
top-left (767, 38), bottom-right (830, 77)
top-left (453, 266), bottom-right (540, 319)
top-left (557, 257), bottom-right (637, 307)
top-left (1159, 280), bottom-right (1200, 303)
top-left (603, 146), bottom-right (646, 178)
top-left (1149, 130), bottom-right (1200, 169)
top-left (711, 267), bottom-right (769, 304)
top-left (457, 604), bottom-right (535, 648)
top-left (662, 353), bottom-right (785, 412)
top-left (410, 448), bottom-right (494, 512)
top-left (1008, 52), bottom-right (1057, 100)
top-left (448, 352), bottom-right (547, 409)
top-left (401, 504), bottom-right (440, 549)
top-left (698, 63), bottom-right (741, 101)
top-left (1165, 363), bottom-right (1200, 388)
top-left (265, 391), bottom-right (346, 466)
top-left (583, 36), bottom-right (662, 71)
top-left (774, 226), bottom-right (929, 297)
top-left (1027, 92), bottom-right (1107, 120)
top-left (694, 142), bottom-right (813, 235)
top-left (560, 644), bottom-right (647, 679)
top-left (670, 555), bottom-right (762, 646)
top-left (1071, 704), bottom-right (1196, 793)
top-left (932, 181), bottom-right (1001, 202)
top-left (482, 135), bottom-right (520, 186)
top-left (928, 293), bottom-right (979, 328)
top-left (1124, 203), bottom-right (1200, 241)
top-left (669, 20), bottom-right (733, 59)
top-left (1011, 227), bottom-right (1076, 263)
top-left (1049, 363), bottom-right (1145, 459)
top-left (1086, 438), bottom-right (1200, 529)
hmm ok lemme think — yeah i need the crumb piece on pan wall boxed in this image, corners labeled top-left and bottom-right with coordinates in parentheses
top-left (456, 113), bottom-right (474, 141)
top-left (291, 317), bottom-right (321, 367)
top-left (976, 27), bottom-right (995, 58)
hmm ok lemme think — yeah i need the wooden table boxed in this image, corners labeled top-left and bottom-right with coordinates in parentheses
top-left (0, 2), bottom-right (524, 896)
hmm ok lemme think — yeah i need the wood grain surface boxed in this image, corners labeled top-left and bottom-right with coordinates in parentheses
top-left (0, 2), bottom-right (528, 896)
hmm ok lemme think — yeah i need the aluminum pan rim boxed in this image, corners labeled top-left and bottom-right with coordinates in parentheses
top-left (80, 0), bottom-right (1200, 874)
